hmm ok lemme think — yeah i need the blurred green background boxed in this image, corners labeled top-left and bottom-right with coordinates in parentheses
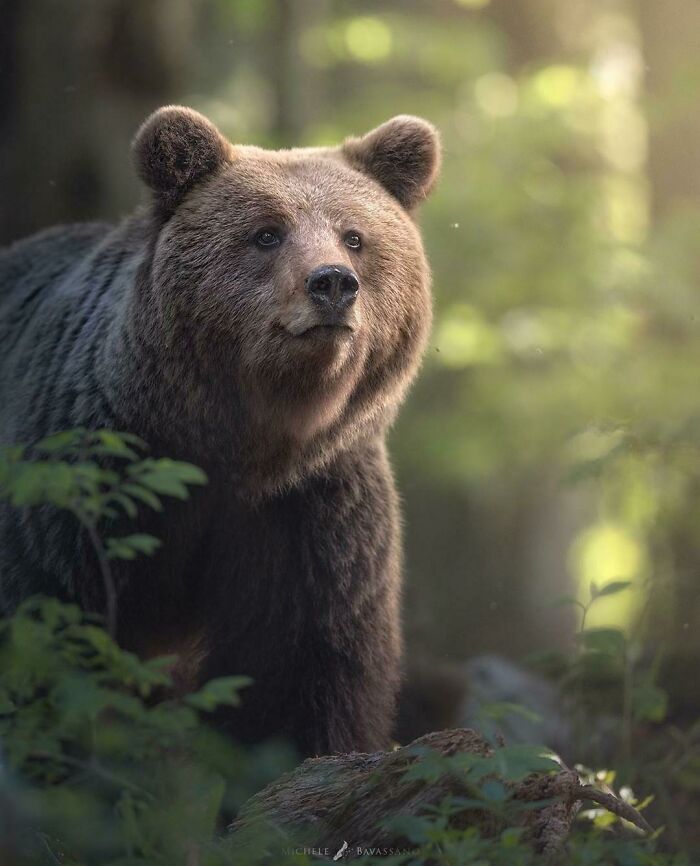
top-left (2, 0), bottom-right (700, 741)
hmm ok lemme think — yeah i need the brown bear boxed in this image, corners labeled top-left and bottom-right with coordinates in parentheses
top-left (0, 107), bottom-right (440, 756)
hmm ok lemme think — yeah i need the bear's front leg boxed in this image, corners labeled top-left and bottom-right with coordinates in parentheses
top-left (283, 574), bottom-right (403, 757)
top-left (199, 442), bottom-right (403, 758)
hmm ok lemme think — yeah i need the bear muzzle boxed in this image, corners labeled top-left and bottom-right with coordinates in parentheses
top-left (305, 264), bottom-right (359, 315)
top-left (279, 264), bottom-right (361, 338)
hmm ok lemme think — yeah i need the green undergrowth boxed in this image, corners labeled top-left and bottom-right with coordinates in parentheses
top-left (0, 431), bottom-right (693, 864)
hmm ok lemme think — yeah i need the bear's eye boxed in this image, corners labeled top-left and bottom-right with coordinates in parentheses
top-left (255, 229), bottom-right (281, 249)
top-left (344, 231), bottom-right (362, 250)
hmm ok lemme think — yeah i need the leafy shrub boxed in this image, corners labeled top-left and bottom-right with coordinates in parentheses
top-left (0, 430), bottom-right (301, 864)
top-left (0, 596), bottom-right (302, 864)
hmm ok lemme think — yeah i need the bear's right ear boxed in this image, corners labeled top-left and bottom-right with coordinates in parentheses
top-left (342, 115), bottom-right (441, 210)
top-left (132, 106), bottom-right (230, 206)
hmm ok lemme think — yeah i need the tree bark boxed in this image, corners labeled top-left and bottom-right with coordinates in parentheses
top-left (230, 728), bottom-right (650, 863)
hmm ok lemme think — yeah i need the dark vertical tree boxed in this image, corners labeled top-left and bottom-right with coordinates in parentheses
top-left (0, 0), bottom-right (198, 244)
top-left (638, 0), bottom-right (700, 219)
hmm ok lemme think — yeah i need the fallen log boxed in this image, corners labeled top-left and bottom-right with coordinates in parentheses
top-left (230, 728), bottom-right (651, 863)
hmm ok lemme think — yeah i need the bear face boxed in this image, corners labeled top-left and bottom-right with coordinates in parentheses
top-left (128, 107), bottom-right (440, 486)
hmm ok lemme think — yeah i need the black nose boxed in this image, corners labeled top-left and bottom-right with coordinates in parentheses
top-left (305, 265), bottom-right (359, 311)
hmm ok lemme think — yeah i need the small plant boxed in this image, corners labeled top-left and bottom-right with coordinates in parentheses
top-left (522, 577), bottom-right (700, 855)
top-left (0, 429), bottom-right (207, 636)
top-left (359, 741), bottom-right (679, 866)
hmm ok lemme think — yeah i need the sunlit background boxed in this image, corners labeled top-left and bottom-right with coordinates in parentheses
top-left (2, 0), bottom-right (700, 850)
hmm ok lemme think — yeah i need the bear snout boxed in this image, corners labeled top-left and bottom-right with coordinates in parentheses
top-left (278, 264), bottom-right (362, 337)
top-left (305, 264), bottom-right (359, 314)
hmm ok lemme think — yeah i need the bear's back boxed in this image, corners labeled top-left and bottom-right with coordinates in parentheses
top-left (0, 223), bottom-right (111, 313)
top-left (0, 223), bottom-right (115, 443)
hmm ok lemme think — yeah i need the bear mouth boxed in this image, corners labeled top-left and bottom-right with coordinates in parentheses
top-left (277, 321), bottom-right (355, 341)
top-left (298, 323), bottom-right (354, 340)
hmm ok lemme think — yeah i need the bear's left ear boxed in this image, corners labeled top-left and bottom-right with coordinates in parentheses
top-left (342, 115), bottom-right (441, 210)
top-left (132, 105), bottom-right (231, 207)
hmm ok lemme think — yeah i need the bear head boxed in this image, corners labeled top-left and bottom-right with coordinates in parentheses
top-left (129, 106), bottom-right (440, 486)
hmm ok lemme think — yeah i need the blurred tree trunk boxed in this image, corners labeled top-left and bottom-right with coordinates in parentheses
top-left (402, 0), bottom-right (583, 664)
top-left (487, 0), bottom-right (563, 67)
top-left (265, 0), bottom-right (329, 145)
top-left (268, 0), bottom-right (306, 143)
top-left (0, 0), bottom-right (197, 244)
top-left (635, 0), bottom-right (700, 657)
top-left (637, 0), bottom-right (700, 219)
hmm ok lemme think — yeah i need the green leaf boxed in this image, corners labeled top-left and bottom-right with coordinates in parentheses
top-left (96, 430), bottom-right (144, 460)
top-left (105, 541), bottom-right (137, 560)
top-left (109, 431), bottom-right (148, 449)
top-left (492, 745), bottom-right (560, 782)
top-left (168, 462), bottom-right (208, 486)
top-left (577, 627), bottom-right (626, 657)
top-left (124, 534), bottom-right (162, 555)
top-left (106, 534), bottom-right (162, 560)
top-left (121, 482), bottom-right (163, 512)
top-left (480, 779), bottom-right (508, 801)
top-left (593, 580), bottom-right (632, 599)
top-left (501, 827), bottom-right (525, 847)
top-left (128, 459), bottom-right (207, 500)
top-left (400, 748), bottom-right (455, 784)
top-left (109, 493), bottom-right (138, 519)
top-left (8, 463), bottom-right (75, 507)
top-left (53, 674), bottom-right (112, 725)
top-left (34, 429), bottom-right (86, 453)
top-left (184, 676), bottom-right (252, 711)
top-left (91, 444), bottom-right (140, 461)
top-left (380, 815), bottom-right (435, 845)
top-left (632, 683), bottom-right (668, 723)
top-left (127, 464), bottom-right (189, 499)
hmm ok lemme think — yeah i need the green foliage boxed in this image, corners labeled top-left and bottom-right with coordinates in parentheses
top-left (0, 429), bottom-right (208, 636)
top-left (530, 579), bottom-right (700, 855)
top-left (0, 428), bottom-right (207, 520)
top-left (0, 430), bottom-right (685, 864)
top-left (400, 742), bottom-right (559, 787)
top-left (0, 431), bottom-right (303, 864)
top-left (362, 745), bottom-right (683, 866)
top-left (549, 579), bottom-right (667, 727)
top-left (0, 597), bottom-right (299, 865)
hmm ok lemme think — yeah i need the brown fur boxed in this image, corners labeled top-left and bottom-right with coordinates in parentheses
top-left (0, 107), bottom-right (440, 757)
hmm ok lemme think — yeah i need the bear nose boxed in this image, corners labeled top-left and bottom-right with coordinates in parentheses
top-left (305, 265), bottom-right (359, 311)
